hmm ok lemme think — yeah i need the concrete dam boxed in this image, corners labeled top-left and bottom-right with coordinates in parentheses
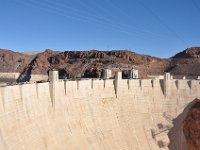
top-left (0, 71), bottom-right (200, 150)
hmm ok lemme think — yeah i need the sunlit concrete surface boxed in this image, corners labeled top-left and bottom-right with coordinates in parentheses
top-left (0, 72), bottom-right (200, 150)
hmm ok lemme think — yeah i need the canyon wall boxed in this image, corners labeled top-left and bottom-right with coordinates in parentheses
top-left (0, 72), bottom-right (200, 150)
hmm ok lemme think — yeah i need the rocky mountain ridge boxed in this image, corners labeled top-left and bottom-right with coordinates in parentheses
top-left (1, 47), bottom-right (200, 80)
top-left (0, 49), bottom-right (33, 73)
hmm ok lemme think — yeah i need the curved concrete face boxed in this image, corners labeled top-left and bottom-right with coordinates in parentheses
top-left (0, 78), bottom-right (200, 150)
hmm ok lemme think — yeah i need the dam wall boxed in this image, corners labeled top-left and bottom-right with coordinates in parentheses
top-left (0, 73), bottom-right (48, 83)
top-left (0, 73), bottom-right (200, 150)
top-left (29, 74), bottom-right (48, 82)
top-left (0, 73), bottom-right (20, 82)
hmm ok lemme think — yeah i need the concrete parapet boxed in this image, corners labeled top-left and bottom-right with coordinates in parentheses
top-left (152, 79), bottom-right (161, 87)
top-left (189, 80), bottom-right (199, 88)
top-left (103, 79), bottom-right (114, 88)
top-left (176, 80), bottom-right (190, 90)
top-left (37, 82), bottom-right (50, 98)
top-left (76, 80), bottom-right (92, 90)
top-left (148, 75), bottom-right (164, 79)
top-left (128, 79), bottom-right (140, 88)
top-left (1, 77), bottom-right (199, 102)
top-left (91, 79), bottom-right (104, 89)
top-left (20, 83), bottom-right (37, 99)
top-left (29, 74), bottom-right (48, 82)
top-left (65, 81), bottom-right (78, 95)
top-left (140, 79), bottom-right (153, 87)
top-left (1, 75), bottom-right (200, 150)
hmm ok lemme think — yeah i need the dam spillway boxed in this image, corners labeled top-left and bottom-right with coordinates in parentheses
top-left (0, 72), bottom-right (200, 150)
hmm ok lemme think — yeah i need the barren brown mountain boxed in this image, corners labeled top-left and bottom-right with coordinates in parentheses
top-left (18, 49), bottom-right (169, 80)
top-left (168, 47), bottom-right (200, 76)
top-left (0, 49), bottom-right (33, 72)
top-left (1, 47), bottom-right (200, 81)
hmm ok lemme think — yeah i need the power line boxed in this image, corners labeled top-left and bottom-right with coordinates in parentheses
top-left (104, 0), bottom-right (166, 38)
top-left (57, 0), bottom-right (163, 39)
top-left (135, 0), bottom-right (190, 47)
top-left (13, 0), bottom-right (168, 41)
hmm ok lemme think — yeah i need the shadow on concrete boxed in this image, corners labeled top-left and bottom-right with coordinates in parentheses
top-left (17, 67), bottom-right (32, 82)
top-left (168, 98), bottom-right (199, 150)
top-left (159, 80), bottom-right (164, 95)
top-left (16, 58), bottom-right (35, 82)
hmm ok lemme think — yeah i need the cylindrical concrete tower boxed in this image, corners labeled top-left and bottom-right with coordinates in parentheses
top-left (102, 69), bottom-right (112, 79)
top-left (128, 69), bottom-right (138, 79)
top-left (49, 70), bottom-right (59, 82)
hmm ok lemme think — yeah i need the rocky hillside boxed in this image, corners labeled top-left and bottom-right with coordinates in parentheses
top-left (18, 49), bottom-right (169, 81)
top-left (167, 47), bottom-right (200, 75)
top-left (173, 47), bottom-right (200, 58)
top-left (0, 49), bottom-right (33, 72)
top-left (1, 47), bottom-right (200, 81)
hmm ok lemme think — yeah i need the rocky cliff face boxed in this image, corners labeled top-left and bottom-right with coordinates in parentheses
top-left (0, 49), bottom-right (33, 73)
top-left (173, 47), bottom-right (200, 58)
top-left (19, 49), bottom-right (169, 79)
top-left (167, 47), bottom-right (200, 76)
top-left (183, 100), bottom-right (200, 150)
top-left (1, 47), bottom-right (200, 80)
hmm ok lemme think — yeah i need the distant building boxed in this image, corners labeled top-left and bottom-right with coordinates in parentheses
top-left (128, 69), bottom-right (138, 79)
top-left (102, 69), bottom-right (112, 79)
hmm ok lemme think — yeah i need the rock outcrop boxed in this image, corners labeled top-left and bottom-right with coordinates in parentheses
top-left (173, 47), bottom-right (200, 58)
top-left (168, 47), bottom-right (200, 76)
top-left (183, 99), bottom-right (200, 150)
top-left (1, 47), bottom-right (200, 80)
top-left (19, 49), bottom-right (168, 79)
top-left (0, 49), bottom-right (33, 72)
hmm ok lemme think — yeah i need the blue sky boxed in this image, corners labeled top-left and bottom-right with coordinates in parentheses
top-left (0, 0), bottom-right (200, 58)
